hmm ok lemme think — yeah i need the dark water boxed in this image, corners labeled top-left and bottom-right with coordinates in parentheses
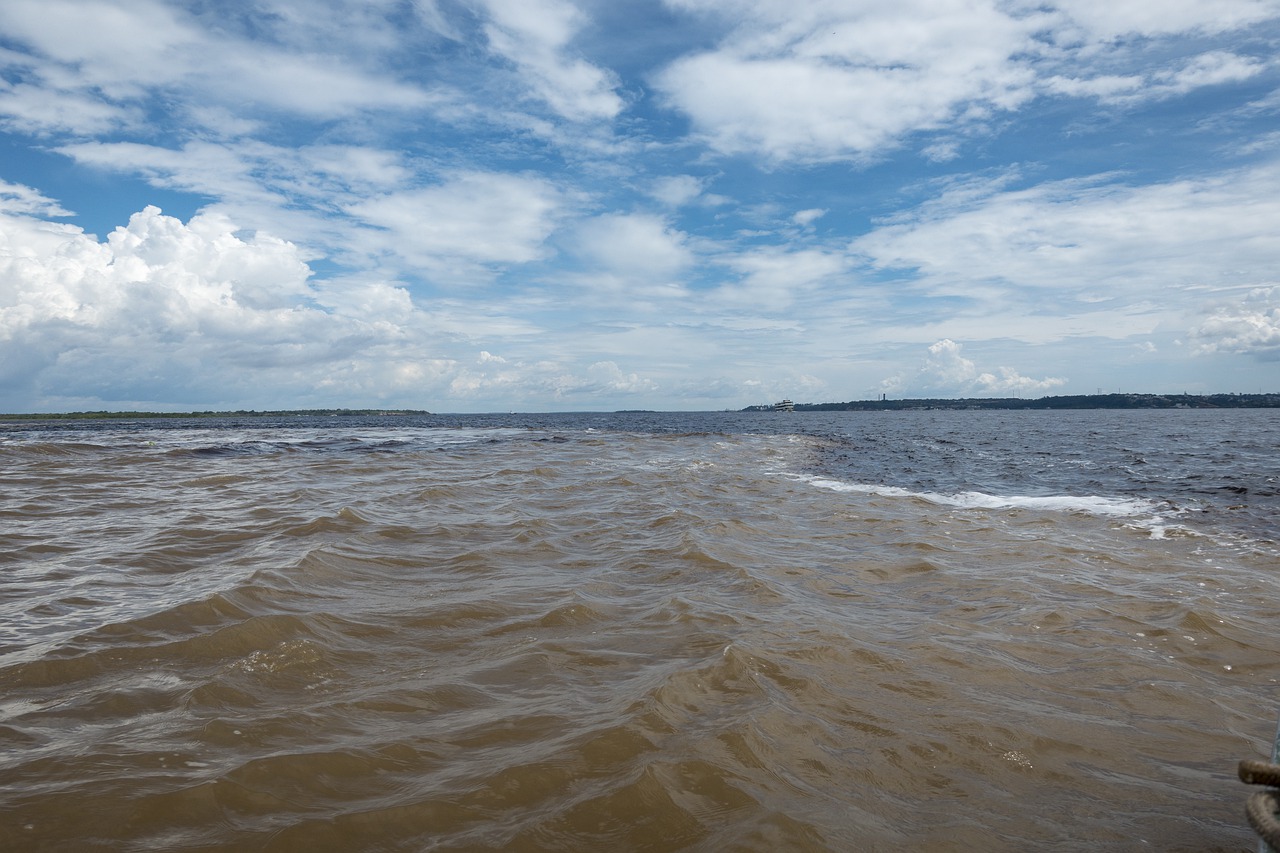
top-left (1, 409), bottom-right (1277, 851)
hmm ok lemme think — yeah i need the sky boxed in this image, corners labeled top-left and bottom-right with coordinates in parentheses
top-left (1, 0), bottom-right (1279, 412)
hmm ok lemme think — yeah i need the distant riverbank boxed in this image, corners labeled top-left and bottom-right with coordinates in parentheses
top-left (0, 409), bottom-right (432, 421)
top-left (745, 392), bottom-right (1280, 411)
top-left (3, 392), bottom-right (1279, 420)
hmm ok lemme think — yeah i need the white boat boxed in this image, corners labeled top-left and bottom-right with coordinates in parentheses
top-left (772, 399), bottom-right (795, 412)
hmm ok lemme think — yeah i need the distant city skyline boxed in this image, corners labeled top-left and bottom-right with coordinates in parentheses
top-left (1, 0), bottom-right (1278, 412)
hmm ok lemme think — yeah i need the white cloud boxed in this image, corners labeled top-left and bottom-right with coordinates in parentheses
top-left (0, 180), bottom-right (73, 218)
top-left (0, 1), bottom-right (1276, 410)
top-left (716, 247), bottom-right (847, 311)
top-left (0, 205), bottom-right (313, 324)
top-left (648, 175), bottom-right (706, 207)
top-left (57, 139), bottom-right (424, 258)
top-left (105, 206), bottom-right (314, 310)
top-left (477, 0), bottom-right (623, 121)
top-left (0, 81), bottom-right (139, 136)
top-left (310, 277), bottom-right (416, 321)
top-left (1045, 51), bottom-right (1265, 105)
top-left (60, 140), bottom-right (287, 208)
top-left (882, 339), bottom-right (1066, 396)
top-left (1192, 287), bottom-right (1280, 359)
top-left (655, 52), bottom-right (1030, 165)
top-left (653, 0), bottom-right (1280, 164)
top-left (793, 208), bottom-right (826, 227)
top-left (1042, 73), bottom-right (1146, 101)
top-left (572, 213), bottom-right (693, 280)
top-left (1048, 0), bottom-right (1280, 40)
top-left (0, 0), bottom-right (194, 99)
top-left (348, 171), bottom-right (566, 277)
top-left (236, 0), bottom-right (429, 54)
top-left (60, 140), bottom-right (567, 284)
top-left (215, 49), bottom-right (433, 118)
top-left (0, 0), bottom-right (434, 136)
top-left (0, 205), bottom-right (430, 404)
top-left (654, 0), bottom-right (1040, 163)
top-left (0, 201), bottom-right (669, 410)
top-left (852, 161), bottom-right (1280, 313)
top-left (299, 146), bottom-right (415, 193)
top-left (585, 360), bottom-right (660, 394)
top-left (1159, 51), bottom-right (1265, 92)
top-left (922, 140), bottom-right (963, 163)
top-left (413, 0), bottom-right (462, 40)
top-left (446, 354), bottom-right (657, 402)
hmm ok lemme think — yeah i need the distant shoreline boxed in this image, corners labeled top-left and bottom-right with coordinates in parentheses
top-left (1, 393), bottom-right (1279, 420)
top-left (744, 392), bottom-right (1280, 411)
top-left (0, 409), bottom-right (433, 421)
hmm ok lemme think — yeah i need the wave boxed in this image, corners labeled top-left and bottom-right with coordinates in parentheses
top-left (794, 474), bottom-right (1164, 519)
top-left (175, 427), bottom-right (533, 457)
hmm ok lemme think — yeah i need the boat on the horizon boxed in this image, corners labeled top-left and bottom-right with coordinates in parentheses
top-left (772, 399), bottom-right (795, 412)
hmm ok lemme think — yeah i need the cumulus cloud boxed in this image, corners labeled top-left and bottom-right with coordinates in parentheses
top-left (1, 1), bottom-right (1275, 411)
top-left (882, 339), bottom-right (1066, 396)
top-left (0, 201), bottom-right (674, 410)
top-left (1192, 287), bottom-right (1280, 359)
top-left (585, 360), bottom-right (660, 394)
top-left (0, 205), bottom-right (416, 404)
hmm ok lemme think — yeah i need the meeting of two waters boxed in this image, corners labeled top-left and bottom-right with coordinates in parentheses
top-left (1, 408), bottom-right (1278, 850)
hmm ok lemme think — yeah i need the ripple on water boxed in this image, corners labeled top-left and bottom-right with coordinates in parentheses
top-left (1, 420), bottom-right (1277, 850)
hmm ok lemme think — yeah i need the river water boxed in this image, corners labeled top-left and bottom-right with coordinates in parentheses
top-left (1, 409), bottom-right (1277, 851)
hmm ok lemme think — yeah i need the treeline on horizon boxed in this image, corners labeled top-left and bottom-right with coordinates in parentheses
top-left (2, 393), bottom-right (1279, 420)
top-left (0, 408), bottom-right (433, 421)
top-left (748, 392), bottom-right (1280, 412)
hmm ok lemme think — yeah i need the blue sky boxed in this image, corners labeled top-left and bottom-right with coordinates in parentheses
top-left (1, 0), bottom-right (1279, 412)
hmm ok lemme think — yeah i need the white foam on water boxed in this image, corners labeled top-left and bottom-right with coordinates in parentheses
top-left (795, 474), bottom-right (1162, 519)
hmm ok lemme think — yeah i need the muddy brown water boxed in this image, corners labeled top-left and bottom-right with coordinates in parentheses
top-left (2, 411), bottom-right (1277, 850)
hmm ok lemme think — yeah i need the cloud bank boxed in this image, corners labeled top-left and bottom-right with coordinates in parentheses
top-left (0, 0), bottom-right (1276, 410)
top-left (881, 339), bottom-right (1067, 397)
